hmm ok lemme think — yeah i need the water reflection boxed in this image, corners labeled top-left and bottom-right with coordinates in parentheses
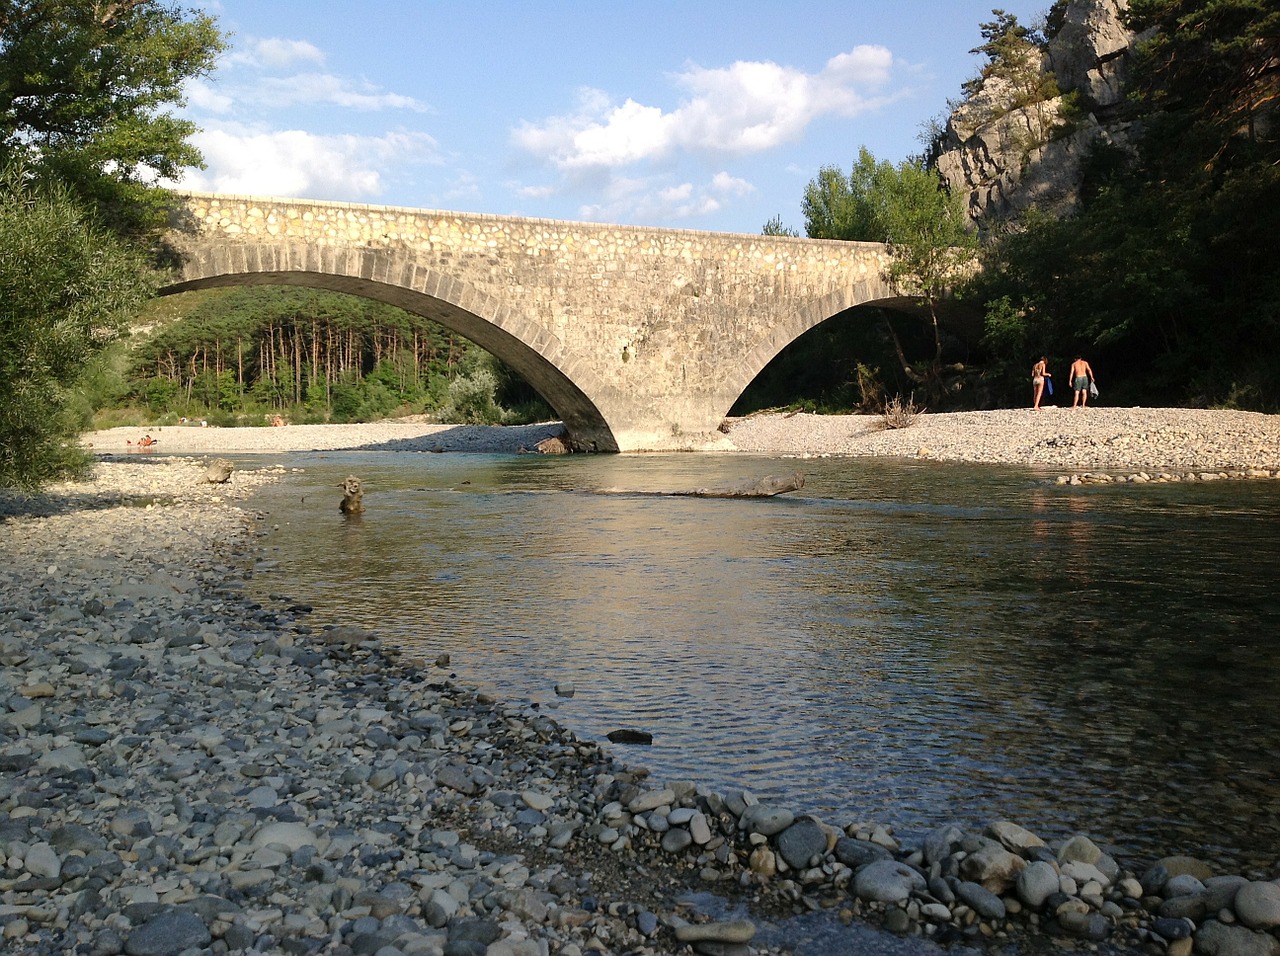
top-left (251, 451), bottom-right (1280, 875)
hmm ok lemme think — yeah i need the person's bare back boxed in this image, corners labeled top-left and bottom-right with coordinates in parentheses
top-left (1070, 357), bottom-right (1095, 407)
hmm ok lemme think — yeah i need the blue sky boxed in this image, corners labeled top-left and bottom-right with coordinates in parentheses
top-left (176, 1), bottom-right (1049, 235)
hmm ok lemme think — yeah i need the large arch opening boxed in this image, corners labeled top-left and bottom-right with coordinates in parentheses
top-left (157, 270), bottom-right (620, 451)
top-left (729, 295), bottom-right (988, 416)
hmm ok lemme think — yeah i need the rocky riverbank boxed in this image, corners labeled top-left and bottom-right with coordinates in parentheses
top-left (2, 455), bottom-right (1278, 956)
top-left (83, 408), bottom-right (1280, 481)
top-left (721, 408), bottom-right (1280, 480)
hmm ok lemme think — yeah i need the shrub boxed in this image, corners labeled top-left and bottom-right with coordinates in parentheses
top-left (438, 366), bottom-right (508, 424)
top-left (0, 166), bottom-right (152, 489)
top-left (882, 394), bottom-right (925, 429)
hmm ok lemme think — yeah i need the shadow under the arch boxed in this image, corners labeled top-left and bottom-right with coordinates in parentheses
top-left (330, 421), bottom-right (569, 455)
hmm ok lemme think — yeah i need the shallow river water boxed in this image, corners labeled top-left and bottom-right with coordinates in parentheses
top-left (246, 450), bottom-right (1280, 879)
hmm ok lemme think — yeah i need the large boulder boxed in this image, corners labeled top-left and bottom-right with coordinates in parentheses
top-left (1045, 0), bottom-right (1141, 111)
top-left (961, 842), bottom-right (1026, 894)
top-left (1194, 920), bottom-right (1280, 956)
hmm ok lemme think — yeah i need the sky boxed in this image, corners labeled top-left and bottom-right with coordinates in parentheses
top-left (175, 1), bottom-right (1050, 236)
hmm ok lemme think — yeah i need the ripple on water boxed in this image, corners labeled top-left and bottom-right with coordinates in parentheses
top-left (253, 452), bottom-right (1280, 875)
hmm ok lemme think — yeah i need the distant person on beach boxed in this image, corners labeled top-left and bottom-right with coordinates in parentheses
top-left (1031, 356), bottom-right (1051, 410)
top-left (1070, 357), bottom-right (1095, 408)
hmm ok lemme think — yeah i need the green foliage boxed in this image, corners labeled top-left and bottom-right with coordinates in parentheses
top-left (0, 165), bottom-right (153, 488)
top-left (801, 148), bottom-right (893, 241)
top-left (0, 0), bottom-right (226, 240)
top-left (796, 148), bottom-right (979, 402)
top-left (116, 286), bottom-right (551, 426)
top-left (438, 355), bottom-right (509, 425)
top-left (963, 9), bottom-right (1051, 100)
top-left (971, 0), bottom-right (1280, 411)
top-left (1125, 0), bottom-right (1280, 170)
top-left (879, 161), bottom-right (978, 316)
top-left (761, 214), bottom-right (799, 237)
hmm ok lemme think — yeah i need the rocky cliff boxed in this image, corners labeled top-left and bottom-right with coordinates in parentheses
top-left (935, 0), bottom-right (1147, 231)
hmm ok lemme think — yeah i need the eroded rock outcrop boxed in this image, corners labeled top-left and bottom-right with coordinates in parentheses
top-left (936, 0), bottom-right (1149, 230)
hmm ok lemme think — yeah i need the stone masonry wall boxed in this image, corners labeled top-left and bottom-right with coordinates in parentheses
top-left (169, 193), bottom-right (896, 451)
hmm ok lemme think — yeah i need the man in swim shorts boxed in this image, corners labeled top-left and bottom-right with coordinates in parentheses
top-left (1070, 356), bottom-right (1095, 408)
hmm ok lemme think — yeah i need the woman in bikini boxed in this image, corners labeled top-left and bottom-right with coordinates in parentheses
top-left (1031, 356), bottom-right (1051, 410)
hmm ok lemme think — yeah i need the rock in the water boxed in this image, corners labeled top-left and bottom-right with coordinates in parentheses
top-left (1016, 860), bottom-right (1060, 909)
top-left (535, 433), bottom-right (572, 455)
top-left (835, 836), bottom-right (892, 869)
top-left (204, 458), bottom-right (234, 483)
top-left (606, 729), bottom-right (653, 745)
top-left (955, 880), bottom-right (1006, 920)
top-left (775, 816), bottom-right (827, 870)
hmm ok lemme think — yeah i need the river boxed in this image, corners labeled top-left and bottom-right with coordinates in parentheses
top-left (245, 449), bottom-right (1280, 879)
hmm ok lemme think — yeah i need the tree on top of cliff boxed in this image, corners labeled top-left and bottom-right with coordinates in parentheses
top-left (962, 8), bottom-right (1059, 108)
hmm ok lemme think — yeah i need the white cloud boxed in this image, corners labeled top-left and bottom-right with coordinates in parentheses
top-left (171, 126), bottom-right (441, 200)
top-left (228, 37), bottom-right (326, 70)
top-left (185, 78), bottom-right (234, 115)
top-left (251, 72), bottom-right (427, 112)
top-left (205, 34), bottom-right (427, 114)
top-left (574, 172), bottom-right (751, 224)
top-left (709, 171), bottom-right (754, 197)
top-left (514, 45), bottom-right (897, 172)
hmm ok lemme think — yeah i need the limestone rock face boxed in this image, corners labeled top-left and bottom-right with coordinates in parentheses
top-left (1047, 0), bottom-right (1138, 111)
top-left (935, 0), bottom-right (1144, 230)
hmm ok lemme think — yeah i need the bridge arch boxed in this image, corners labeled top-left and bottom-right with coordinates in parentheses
top-left (160, 244), bottom-right (624, 450)
top-left (163, 193), bottom-right (902, 451)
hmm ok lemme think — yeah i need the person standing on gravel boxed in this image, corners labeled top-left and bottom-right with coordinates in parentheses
top-left (1070, 357), bottom-right (1095, 408)
top-left (1031, 356), bottom-right (1052, 410)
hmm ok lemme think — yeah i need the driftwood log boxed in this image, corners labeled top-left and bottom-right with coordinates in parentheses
top-left (599, 472), bottom-right (805, 499)
top-left (607, 729), bottom-right (654, 745)
top-left (672, 472), bottom-right (805, 498)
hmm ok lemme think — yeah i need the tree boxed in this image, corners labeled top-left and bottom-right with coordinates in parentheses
top-left (0, 165), bottom-right (153, 488)
top-left (0, 0), bottom-right (225, 239)
top-left (1125, 0), bottom-right (1280, 169)
top-left (799, 149), bottom-right (978, 391)
top-left (963, 9), bottom-right (1049, 100)
top-left (761, 214), bottom-right (799, 237)
top-left (879, 160), bottom-right (979, 370)
top-left (801, 148), bottom-right (891, 241)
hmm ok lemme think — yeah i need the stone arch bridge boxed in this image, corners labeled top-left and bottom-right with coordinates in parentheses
top-left (163, 193), bottom-right (910, 451)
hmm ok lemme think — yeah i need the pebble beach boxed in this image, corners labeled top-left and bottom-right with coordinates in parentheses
top-left (82, 407), bottom-right (1280, 479)
top-left (3, 410), bottom-right (1279, 956)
